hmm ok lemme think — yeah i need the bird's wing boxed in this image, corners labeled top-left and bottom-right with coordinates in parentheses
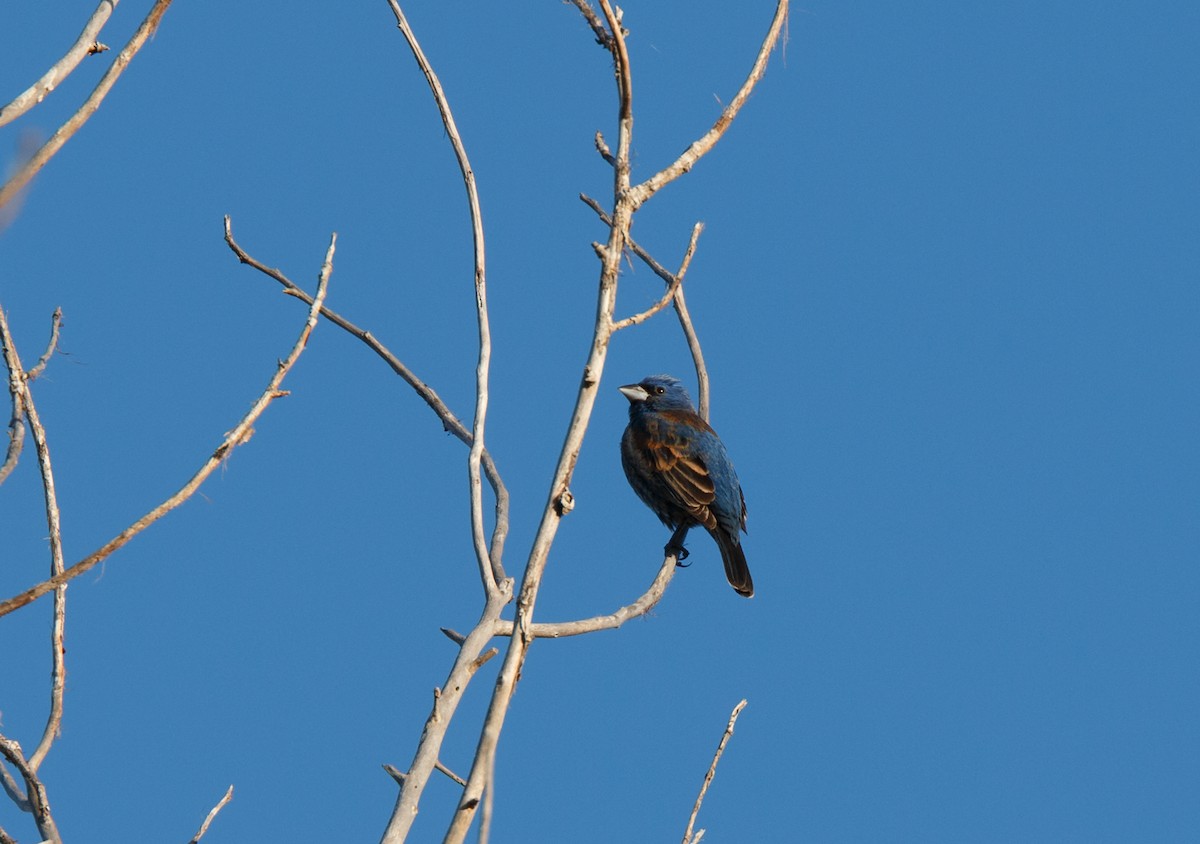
top-left (641, 411), bottom-right (720, 528)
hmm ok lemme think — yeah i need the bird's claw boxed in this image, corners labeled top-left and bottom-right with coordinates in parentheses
top-left (666, 544), bottom-right (690, 567)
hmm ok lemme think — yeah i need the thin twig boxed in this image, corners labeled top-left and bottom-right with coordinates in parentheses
top-left (682, 700), bottom-right (748, 844)
top-left (223, 217), bottom-right (510, 575)
top-left (0, 1), bottom-right (118, 127)
top-left (580, 194), bottom-right (711, 418)
top-left (0, 233), bottom-right (336, 619)
top-left (436, 760), bottom-right (468, 787)
top-left (566, 0), bottom-right (615, 49)
top-left (612, 222), bottom-right (703, 331)
top-left (27, 307), bottom-right (63, 381)
top-left (492, 536), bottom-right (684, 639)
top-left (0, 306), bottom-right (28, 487)
top-left (188, 784), bottom-right (234, 844)
top-left (628, 0), bottom-right (789, 209)
top-left (0, 0), bottom-right (174, 210)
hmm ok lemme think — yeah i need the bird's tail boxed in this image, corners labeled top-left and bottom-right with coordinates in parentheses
top-left (712, 529), bottom-right (754, 598)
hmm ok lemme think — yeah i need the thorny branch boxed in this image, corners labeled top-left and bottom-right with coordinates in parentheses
top-left (0, 233), bottom-right (337, 619)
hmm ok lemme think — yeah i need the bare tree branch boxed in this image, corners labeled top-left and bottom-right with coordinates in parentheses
top-left (580, 194), bottom-right (712, 419)
top-left (187, 784), bottom-right (234, 844)
top-left (26, 307), bottom-right (63, 382)
top-left (493, 542), bottom-right (682, 639)
top-left (383, 0), bottom-right (500, 597)
top-left (0, 306), bottom-right (29, 487)
top-left (682, 699), bottom-right (749, 844)
top-left (612, 222), bottom-right (703, 331)
top-left (0, 0), bottom-right (175, 211)
top-left (0, 232), bottom-right (336, 619)
top-left (0, 303), bottom-right (68, 774)
top-left (628, 0), bottom-right (789, 209)
top-left (442, 3), bottom-right (640, 840)
top-left (223, 217), bottom-right (510, 575)
top-left (567, 0), bottom-right (616, 50)
top-left (0, 737), bottom-right (60, 843)
top-left (20, 359), bottom-right (67, 773)
top-left (0, 1), bottom-right (118, 127)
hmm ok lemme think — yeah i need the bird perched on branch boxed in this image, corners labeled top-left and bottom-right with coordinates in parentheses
top-left (619, 375), bottom-right (753, 597)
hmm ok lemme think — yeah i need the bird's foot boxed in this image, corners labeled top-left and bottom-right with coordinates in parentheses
top-left (665, 543), bottom-right (690, 567)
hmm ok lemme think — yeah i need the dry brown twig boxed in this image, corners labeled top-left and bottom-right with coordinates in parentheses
top-left (0, 232), bottom-right (337, 619)
top-left (0, 0), bottom-right (175, 211)
top-left (0, 1), bottom-right (118, 127)
top-left (682, 700), bottom-right (749, 844)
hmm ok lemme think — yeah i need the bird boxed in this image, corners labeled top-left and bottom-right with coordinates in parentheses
top-left (618, 374), bottom-right (753, 597)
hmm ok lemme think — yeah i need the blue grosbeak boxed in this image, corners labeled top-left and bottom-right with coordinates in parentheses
top-left (619, 375), bottom-right (753, 597)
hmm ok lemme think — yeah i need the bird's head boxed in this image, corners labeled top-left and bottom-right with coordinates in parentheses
top-left (618, 374), bottom-right (695, 412)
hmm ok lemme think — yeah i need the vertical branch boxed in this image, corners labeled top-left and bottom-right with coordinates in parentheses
top-left (0, 307), bottom-right (27, 486)
top-left (0, 305), bottom-right (68, 772)
top-left (442, 2), bottom-right (637, 841)
top-left (385, 0), bottom-right (500, 595)
top-left (23, 378), bottom-right (66, 772)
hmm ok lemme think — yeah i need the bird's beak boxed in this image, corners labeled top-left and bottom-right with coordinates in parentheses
top-left (619, 383), bottom-right (649, 403)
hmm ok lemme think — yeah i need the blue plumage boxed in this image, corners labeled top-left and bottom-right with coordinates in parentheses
top-left (619, 375), bottom-right (753, 597)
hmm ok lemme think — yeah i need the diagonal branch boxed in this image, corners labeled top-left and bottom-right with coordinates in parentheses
top-left (682, 700), bottom-right (749, 844)
top-left (627, 0), bottom-right (789, 210)
top-left (566, 0), bottom-right (616, 50)
top-left (26, 307), bottom-right (63, 382)
top-left (187, 784), bottom-right (234, 844)
top-left (0, 232), bottom-right (337, 620)
top-left (612, 222), bottom-right (703, 331)
top-left (224, 217), bottom-right (510, 578)
top-left (0, 0), bottom-right (117, 128)
top-left (0, 0), bottom-right (174, 211)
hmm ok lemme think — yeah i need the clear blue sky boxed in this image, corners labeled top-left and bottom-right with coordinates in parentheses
top-left (2, 2), bottom-right (1198, 841)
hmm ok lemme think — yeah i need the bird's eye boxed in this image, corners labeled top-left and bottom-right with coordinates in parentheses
top-left (653, 386), bottom-right (665, 395)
